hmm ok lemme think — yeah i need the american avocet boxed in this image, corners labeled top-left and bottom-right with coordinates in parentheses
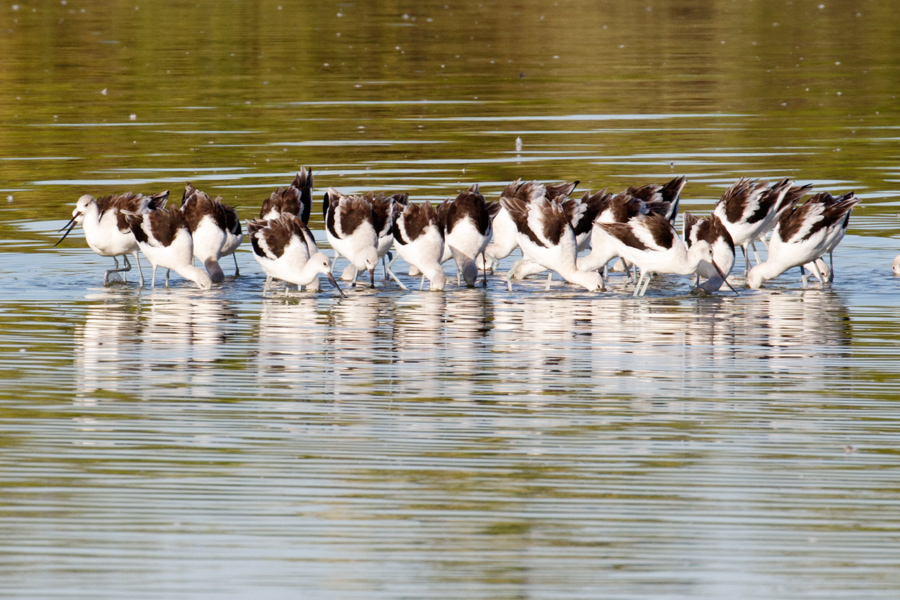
top-left (340, 192), bottom-right (400, 281)
top-left (626, 176), bottom-right (686, 225)
top-left (441, 184), bottom-right (493, 287)
top-left (124, 207), bottom-right (212, 289)
top-left (746, 192), bottom-right (860, 289)
top-left (683, 213), bottom-right (736, 292)
top-left (713, 178), bottom-right (793, 273)
top-left (323, 188), bottom-right (380, 288)
top-left (576, 192), bottom-right (646, 275)
top-left (481, 179), bottom-right (577, 275)
top-left (391, 201), bottom-right (446, 291)
top-left (510, 184), bottom-right (607, 281)
top-left (220, 202), bottom-right (243, 276)
top-left (246, 214), bottom-right (344, 297)
top-left (259, 168), bottom-right (313, 223)
top-left (797, 191), bottom-right (853, 285)
top-left (481, 179), bottom-right (524, 272)
top-left (56, 191), bottom-right (169, 286)
top-left (501, 181), bottom-right (603, 292)
top-left (599, 212), bottom-right (737, 297)
top-left (181, 184), bottom-right (228, 283)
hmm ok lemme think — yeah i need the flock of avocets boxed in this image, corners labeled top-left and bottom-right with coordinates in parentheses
top-left (56, 168), bottom-right (876, 297)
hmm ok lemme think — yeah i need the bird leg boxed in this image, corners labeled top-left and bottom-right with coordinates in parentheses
top-left (750, 241), bottom-right (762, 265)
top-left (165, 269), bottom-right (170, 288)
top-left (545, 271), bottom-right (553, 291)
top-left (103, 255), bottom-right (132, 286)
top-left (639, 273), bottom-right (653, 297)
top-left (132, 251), bottom-right (144, 287)
top-left (420, 274), bottom-right (426, 291)
top-left (233, 253), bottom-right (240, 277)
top-left (633, 271), bottom-right (645, 297)
top-left (482, 252), bottom-right (488, 288)
top-left (505, 258), bottom-right (525, 292)
top-left (151, 265), bottom-right (158, 289)
top-left (741, 245), bottom-right (751, 274)
top-left (799, 265), bottom-right (809, 288)
top-left (382, 252), bottom-right (392, 280)
top-left (349, 266), bottom-right (359, 288)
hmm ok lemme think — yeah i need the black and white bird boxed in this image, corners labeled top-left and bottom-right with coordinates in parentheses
top-left (747, 192), bottom-right (860, 289)
top-left (682, 213), bottom-right (736, 293)
top-left (599, 212), bottom-right (737, 297)
top-left (323, 188), bottom-right (381, 288)
top-left (124, 207), bottom-right (212, 289)
top-left (438, 184), bottom-right (493, 287)
top-left (246, 213), bottom-right (344, 296)
top-left (56, 190), bottom-right (169, 286)
top-left (391, 201), bottom-right (447, 291)
top-left (500, 181), bottom-right (603, 292)
top-left (180, 184), bottom-right (231, 283)
top-left (713, 178), bottom-right (793, 273)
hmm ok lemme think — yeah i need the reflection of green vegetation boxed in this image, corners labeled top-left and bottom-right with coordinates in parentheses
top-left (0, 0), bottom-right (898, 245)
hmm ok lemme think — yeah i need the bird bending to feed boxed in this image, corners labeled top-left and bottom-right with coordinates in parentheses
top-left (246, 214), bottom-right (345, 297)
top-left (439, 184), bottom-right (493, 287)
top-left (259, 168), bottom-right (313, 224)
top-left (682, 212), bottom-right (736, 293)
top-left (56, 190), bottom-right (169, 286)
top-left (180, 184), bottom-right (233, 283)
top-left (323, 188), bottom-right (381, 287)
top-left (391, 200), bottom-right (447, 291)
top-left (362, 191), bottom-right (403, 284)
top-left (501, 181), bottom-right (603, 292)
top-left (124, 207), bottom-right (212, 289)
top-left (481, 179), bottom-right (525, 272)
top-left (747, 192), bottom-right (860, 289)
top-left (796, 191), bottom-right (853, 285)
top-left (713, 178), bottom-right (793, 273)
top-left (600, 212), bottom-right (738, 297)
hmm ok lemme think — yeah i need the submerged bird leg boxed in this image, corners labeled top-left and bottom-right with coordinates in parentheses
top-left (457, 271), bottom-right (461, 287)
top-left (386, 254), bottom-right (408, 290)
top-left (482, 251), bottom-right (488, 287)
top-left (505, 258), bottom-right (525, 292)
top-left (104, 255), bottom-right (133, 286)
top-left (828, 251), bottom-right (835, 283)
top-left (350, 266), bottom-right (359, 288)
top-left (264, 275), bottom-right (272, 293)
top-left (165, 269), bottom-right (170, 288)
top-left (420, 274), bottom-right (426, 291)
top-left (632, 270), bottom-right (646, 297)
top-left (330, 256), bottom-right (339, 274)
top-left (545, 271), bottom-right (553, 291)
top-left (639, 273), bottom-right (653, 297)
top-left (151, 265), bottom-right (158, 289)
top-left (799, 265), bottom-right (809, 288)
top-left (233, 253), bottom-right (240, 277)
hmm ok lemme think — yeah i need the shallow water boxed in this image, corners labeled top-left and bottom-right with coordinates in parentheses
top-left (2, 0), bottom-right (900, 598)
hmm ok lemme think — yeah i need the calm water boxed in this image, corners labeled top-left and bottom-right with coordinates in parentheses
top-left (2, 1), bottom-right (900, 598)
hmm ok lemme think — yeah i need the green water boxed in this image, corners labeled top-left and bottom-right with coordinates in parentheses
top-left (1, 1), bottom-right (900, 598)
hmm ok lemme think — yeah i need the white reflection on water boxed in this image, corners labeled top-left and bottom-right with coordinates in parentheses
top-left (73, 288), bottom-right (854, 406)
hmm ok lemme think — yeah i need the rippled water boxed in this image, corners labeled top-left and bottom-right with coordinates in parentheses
top-left (2, 0), bottom-right (900, 598)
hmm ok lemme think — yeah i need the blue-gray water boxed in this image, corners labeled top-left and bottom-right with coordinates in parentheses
top-left (2, 0), bottom-right (900, 598)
